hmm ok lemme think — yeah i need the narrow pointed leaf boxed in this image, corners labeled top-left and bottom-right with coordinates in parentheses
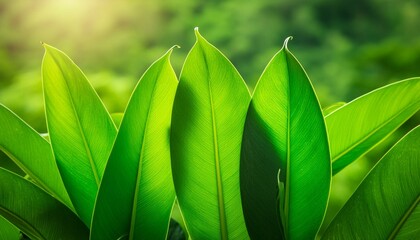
top-left (171, 29), bottom-right (250, 240)
top-left (0, 215), bottom-right (20, 239)
top-left (0, 168), bottom-right (89, 240)
top-left (42, 44), bottom-right (117, 225)
top-left (323, 126), bottom-right (420, 239)
top-left (91, 48), bottom-right (177, 240)
top-left (0, 104), bottom-right (72, 208)
top-left (241, 38), bottom-right (331, 239)
top-left (326, 78), bottom-right (420, 174)
top-left (322, 102), bottom-right (346, 115)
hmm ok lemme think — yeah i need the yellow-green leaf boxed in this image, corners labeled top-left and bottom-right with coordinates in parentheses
top-left (42, 44), bottom-right (117, 226)
top-left (91, 48), bottom-right (177, 239)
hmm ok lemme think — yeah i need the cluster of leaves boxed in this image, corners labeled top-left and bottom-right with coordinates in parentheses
top-left (0, 29), bottom-right (419, 239)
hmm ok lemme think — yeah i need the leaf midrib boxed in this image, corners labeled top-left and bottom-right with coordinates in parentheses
top-left (50, 58), bottom-right (100, 186)
top-left (283, 49), bottom-right (291, 240)
top-left (330, 100), bottom-right (420, 165)
top-left (388, 195), bottom-right (420, 239)
top-left (199, 41), bottom-right (228, 240)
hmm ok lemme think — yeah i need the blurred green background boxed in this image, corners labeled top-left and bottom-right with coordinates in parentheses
top-left (0, 0), bottom-right (419, 235)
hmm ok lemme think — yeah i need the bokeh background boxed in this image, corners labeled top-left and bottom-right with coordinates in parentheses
top-left (1, 0), bottom-right (419, 236)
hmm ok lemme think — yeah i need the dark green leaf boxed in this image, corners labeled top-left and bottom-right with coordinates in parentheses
top-left (0, 168), bottom-right (88, 240)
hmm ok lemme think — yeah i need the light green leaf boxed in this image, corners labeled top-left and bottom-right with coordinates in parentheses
top-left (0, 104), bottom-right (72, 208)
top-left (326, 78), bottom-right (420, 174)
top-left (0, 168), bottom-right (89, 240)
top-left (0, 215), bottom-right (20, 239)
top-left (42, 44), bottom-right (117, 226)
top-left (322, 102), bottom-right (346, 115)
top-left (323, 125), bottom-right (420, 239)
top-left (171, 28), bottom-right (250, 240)
top-left (90, 48), bottom-right (177, 240)
top-left (240, 37), bottom-right (331, 240)
top-left (110, 113), bottom-right (124, 129)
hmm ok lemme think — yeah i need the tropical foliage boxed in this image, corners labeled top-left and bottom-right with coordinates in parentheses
top-left (0, 30), bottom-right (419, 239)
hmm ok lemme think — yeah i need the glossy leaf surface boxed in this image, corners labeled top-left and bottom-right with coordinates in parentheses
top-left (0, 168), bottom-right (88, 240)
top-left (323, 126), bottom-right (420, 239)
top-left (42, 44), bottom-right (117, 225)
top-left (326, 78), bottom-right (420, 174)
top-left (91, 48), bottom-right (177, 239)
top-left (0, 104), bottom-right (72, 208)
top-left (171, 29), bottom-right (250, 240)
top-left (240, 38), bottom-right (331, 240)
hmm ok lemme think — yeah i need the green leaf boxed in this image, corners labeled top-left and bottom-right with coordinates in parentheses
top-left (42, 44), bottom-right (117, 226)
top-left (171, 28), bottom-right (250, 240)
top-left (0, 168), bottom-right (89, 240)
top-left (0, 104), bottom-right (72, 208)
top-left (91, 48), bottom-right (178, 240)
top-left (322, 102), bottom-right (346, 115)
top-left (0, 215), bottom-right (20, 239)
top-left (323, 125), bottom-right (420, 239)
top-left (326, 78), bottom-right (420, 175)
top-left (240, 37), bottom-right (331, 240)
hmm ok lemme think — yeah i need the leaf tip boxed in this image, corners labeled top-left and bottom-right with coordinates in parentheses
top-left (283, 36), bottom-right (293, 50)
top-left (194, 27), bottom-right (203, 40)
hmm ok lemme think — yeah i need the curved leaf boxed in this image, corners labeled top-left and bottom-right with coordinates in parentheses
top-left (0, 215), bottom-right (20, 239)
top-left (42, 44), bottom-right (117, 225)
top-left (240, 37), bottom-right (331, 239)
top-left (322, 102), bottom-right (346, 115)
top-left (91, 48), bottom-right (177, 239)
top-left (326, 78), bottom-right (420, 174)
top-left (0, 104), bottom-right (72, 208)
top-left (171, 28), bottom-right (250, 240)
top-left (323, 125), bottom-right (420, 239)
top-left (0, 168), bottom-right (89, 240)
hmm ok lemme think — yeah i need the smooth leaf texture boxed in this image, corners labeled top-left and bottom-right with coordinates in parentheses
top-left (171, 28), bottom-right (250, 240)
top-left (42, 44), bottom-right (117, 226)
top-left (322, 102), bottom-right (345, 115)
top-left (91, 48), bottom-right (177, 240)
top-left (0, 104), bottom-right (72, 208)
top-left (0, 215), bottom-right (20, 239)
top-left (326, 78), bottom-right (420, 174)
top-left (0, 168), bottom-right (89, 240)
top-left (241, 38), bottom-right (331, 240)
top-left (323, 125), bottom-right (420, 239)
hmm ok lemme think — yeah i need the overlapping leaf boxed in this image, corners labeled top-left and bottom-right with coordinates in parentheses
top-left (0, 104), bottom-right (72, 208)
top-left (240, 37), bottom-right (331, 239)
top-left (42, 44), bottom-right (117, 225)
top-left (326, 78), bottom-right (420, 174)
top-left (0, 168), bottom-right (88, 240)
top-left (323, 125), bottom-right (420, 239)
top-left (171, 28), bottom-right (250, 240)
top-left (0, 215), bottom-right (19, 239)
top-left (91, 48), bottom-right (178, 239)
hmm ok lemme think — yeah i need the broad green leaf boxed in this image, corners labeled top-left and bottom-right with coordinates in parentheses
top-left (171, 28), bottom-right (250, 240)
top-left (326, 78), bottom-right (420, 174)
top-left (0, 104), bottom-right (72, 208)
top-left (0, 168), bottom-right (89, 240)
top-left (42, 44), bottom-right (117, 226)
top-left (322, 102), bottom-right (345, 115)
top-left (240, 37), bottom-right (331, 240)
top-left (323, 125), bottom-right (420, 239)
top-left (0, 215), bottom-right (20, 239)
top-left (91, 48), bottom-right (177, 239)
top-left (110, 113), bottom-right (124, 129)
